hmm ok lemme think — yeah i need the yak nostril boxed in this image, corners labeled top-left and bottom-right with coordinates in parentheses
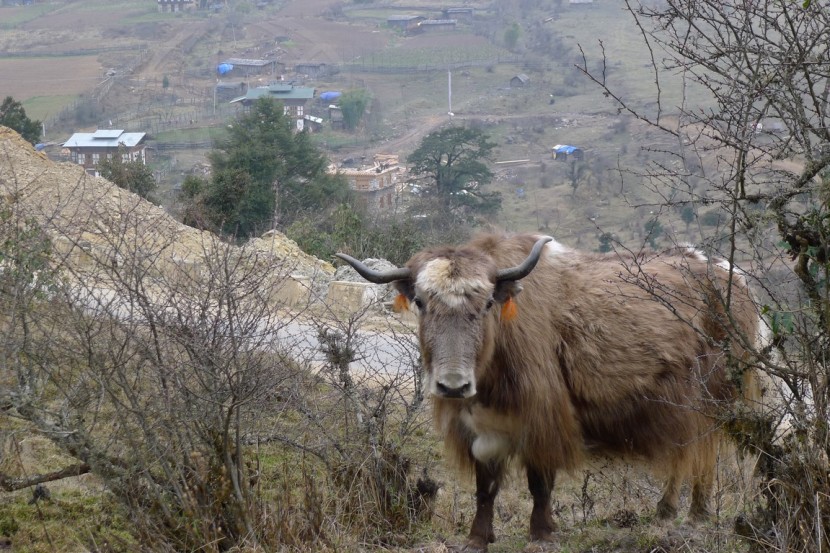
top-left (435, 381), bottom-right (471, 398)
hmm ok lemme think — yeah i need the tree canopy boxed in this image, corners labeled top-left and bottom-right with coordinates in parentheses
top-left (185, 97), bottom-right (350, 238)
top-left (339, 89), bottom-right (370, 132)
top-left (406, 126), bottom-right (501, 218)
top-left (97, 146), bottom-right (157, 201)
top-left (504, 22), bottom-right (521, 51)
top-left (0, 96), bottom-right (41, 145)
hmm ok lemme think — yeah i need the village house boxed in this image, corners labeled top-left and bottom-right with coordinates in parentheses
top-left (387, 15), bottom-right (426, 34)
top-left (418, 19), bottom-right (457, 33)
top-left (219, 58), bottom-right (280, 78)
top-left (63, 129), bottom-right (147, 177)
top-left (331, 154), bottom-right (402, 212)
top-left (442, 7), bottom-right (474, 23)
top-left (510, 74), bottom-right (530, 87)
top-left (293, 62), bottom-right (335, 79)
top-left (230, 83), bottom-right (316, 130)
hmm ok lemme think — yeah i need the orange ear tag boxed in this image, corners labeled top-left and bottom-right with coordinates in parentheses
top-left (501, 297), bottom-right (518, 322)
top-left (393, 293), bottom-right (410, 313)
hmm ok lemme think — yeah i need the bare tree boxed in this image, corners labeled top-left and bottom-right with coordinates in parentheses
top-left (578, 1), bottom-right (830, 550)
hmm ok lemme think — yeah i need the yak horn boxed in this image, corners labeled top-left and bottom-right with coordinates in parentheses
top-left (495, 237), bottom-right (552, 282)
top-left (335, 253), bottom-right (412, 284)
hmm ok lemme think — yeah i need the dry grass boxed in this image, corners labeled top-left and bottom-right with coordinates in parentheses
top-left (0, 56), bottom-right (103, 103)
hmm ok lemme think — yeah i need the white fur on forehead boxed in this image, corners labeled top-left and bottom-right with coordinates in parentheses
top-left (417, 258), bottom-right (492, 308)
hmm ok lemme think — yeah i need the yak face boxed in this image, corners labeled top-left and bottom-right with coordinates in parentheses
top-left (400, 255), bottom-right (519, 400)
top-left (335, 235), bottom-right (551, 400)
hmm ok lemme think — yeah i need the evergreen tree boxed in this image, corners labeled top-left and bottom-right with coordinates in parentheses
top-left (339, 89), bottom-right (370, 132)
top-left (0, 96), bottom-right (41, 145)
top-left (97, 146), bottom-right (157, 201)
top-left (195, 97), bottom-right (350, 238)
top-left (407, 126), bottom-right (501, 218)
top-left (504, 22), bottom-right (521, 51)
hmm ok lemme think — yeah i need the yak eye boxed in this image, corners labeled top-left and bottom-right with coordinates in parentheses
top-left (485, 298), bottom-right (495, 310)
top-left (413, 297), bottom-right (424, 310)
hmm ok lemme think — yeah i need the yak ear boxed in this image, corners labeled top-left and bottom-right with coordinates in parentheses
top-left (394, 279), bottom-right (415, 300)
top-left (493, 280), bottom-right (523, 304)
top-left (392, 280), bottom-right (415, 313)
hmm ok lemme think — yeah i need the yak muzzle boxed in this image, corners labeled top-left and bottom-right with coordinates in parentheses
top-left (432, 370), bottom-right (476, 399)
top-left (435, 381), bottom-right (473, 399)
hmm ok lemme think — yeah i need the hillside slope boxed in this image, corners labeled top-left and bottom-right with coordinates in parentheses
top-left (0, 126), bottom-right (334, 288)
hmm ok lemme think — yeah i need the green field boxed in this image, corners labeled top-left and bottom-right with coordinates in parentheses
top-left (154, 126), bottom-right (228, 145)
top-left (21, 95), bottom-right (79, 124)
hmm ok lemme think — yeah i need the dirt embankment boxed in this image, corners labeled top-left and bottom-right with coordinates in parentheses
top-left (0, 126), bottom-right (333, 281)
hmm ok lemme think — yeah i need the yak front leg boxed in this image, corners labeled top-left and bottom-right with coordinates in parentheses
top-left (656, 473), bottom-right (680, 520)
top-left (465, 460), bottom-right (504, 551)
top-left (527, 464), bottom-right (557, 541)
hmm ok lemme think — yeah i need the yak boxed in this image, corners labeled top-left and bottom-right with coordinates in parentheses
top-left (336, 232), bottom-right (764, 551)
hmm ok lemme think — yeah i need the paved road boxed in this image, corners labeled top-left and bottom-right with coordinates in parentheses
top-left (271, 317), bottom-right (421, 381)
top-left (69, 283), bottom-right (421, 382)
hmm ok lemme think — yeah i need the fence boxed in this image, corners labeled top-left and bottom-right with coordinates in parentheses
top-left (340, 54), bottom-right (524, 74)
top-left (0, 44), bottom-right (148, 58)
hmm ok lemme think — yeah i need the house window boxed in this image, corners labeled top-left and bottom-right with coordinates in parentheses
top-left (77, 153), bottom-right (86, 165)
top-left (92, 153), bottom-right (100, 164)
top-left (297, 105), bottom-right (303, 117)
top-left (122, 152), bottom-right (130, 162)
top-left (284, 106), bottom-right (290, 116)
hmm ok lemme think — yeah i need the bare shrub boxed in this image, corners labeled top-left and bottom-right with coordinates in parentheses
top-left (0, 161), bottom-right (432, 550)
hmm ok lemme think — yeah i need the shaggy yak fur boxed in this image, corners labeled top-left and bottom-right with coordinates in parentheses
top-left (339, 232), bottom-right (764, 551)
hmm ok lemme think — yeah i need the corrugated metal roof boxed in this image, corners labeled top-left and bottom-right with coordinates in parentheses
top-left (222, 58), bottom-right (275, 67)
top-left (64, 130), bottom-right (146, 148)
top-left (388, 15), bottom-right (424, 21)
top-left (420, 19), bottom-right (457, 25)
top-left (230, 85), bottom-right (315, 103)
top-left (92, 129), bottom-right (123, 138)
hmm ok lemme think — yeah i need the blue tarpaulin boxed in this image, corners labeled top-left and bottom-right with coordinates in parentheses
top-left (319, 91), bottom-right (342, 102)
top-left (217, 63), bottom-right (234, 75)
top-left (553, 145), bottom-right (580, 155)
top-left (552, 144), bottom-right (584, 160)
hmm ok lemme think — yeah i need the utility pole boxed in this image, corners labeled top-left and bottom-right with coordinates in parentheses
top-left (448, 69), bottom-right (454, 118)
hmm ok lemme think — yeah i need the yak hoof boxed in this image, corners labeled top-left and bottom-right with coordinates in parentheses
top-left (655, 500), bottom-right (678, 521)
top-left (451, 537), bottom-right (489, 552)
top-left (688, 505), bottom-right (711, 523)
top-left (529, 529), bottom-right (557, 543)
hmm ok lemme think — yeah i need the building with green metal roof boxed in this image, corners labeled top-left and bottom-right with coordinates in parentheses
top-left (230, 83), bottom-right (316, 130)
